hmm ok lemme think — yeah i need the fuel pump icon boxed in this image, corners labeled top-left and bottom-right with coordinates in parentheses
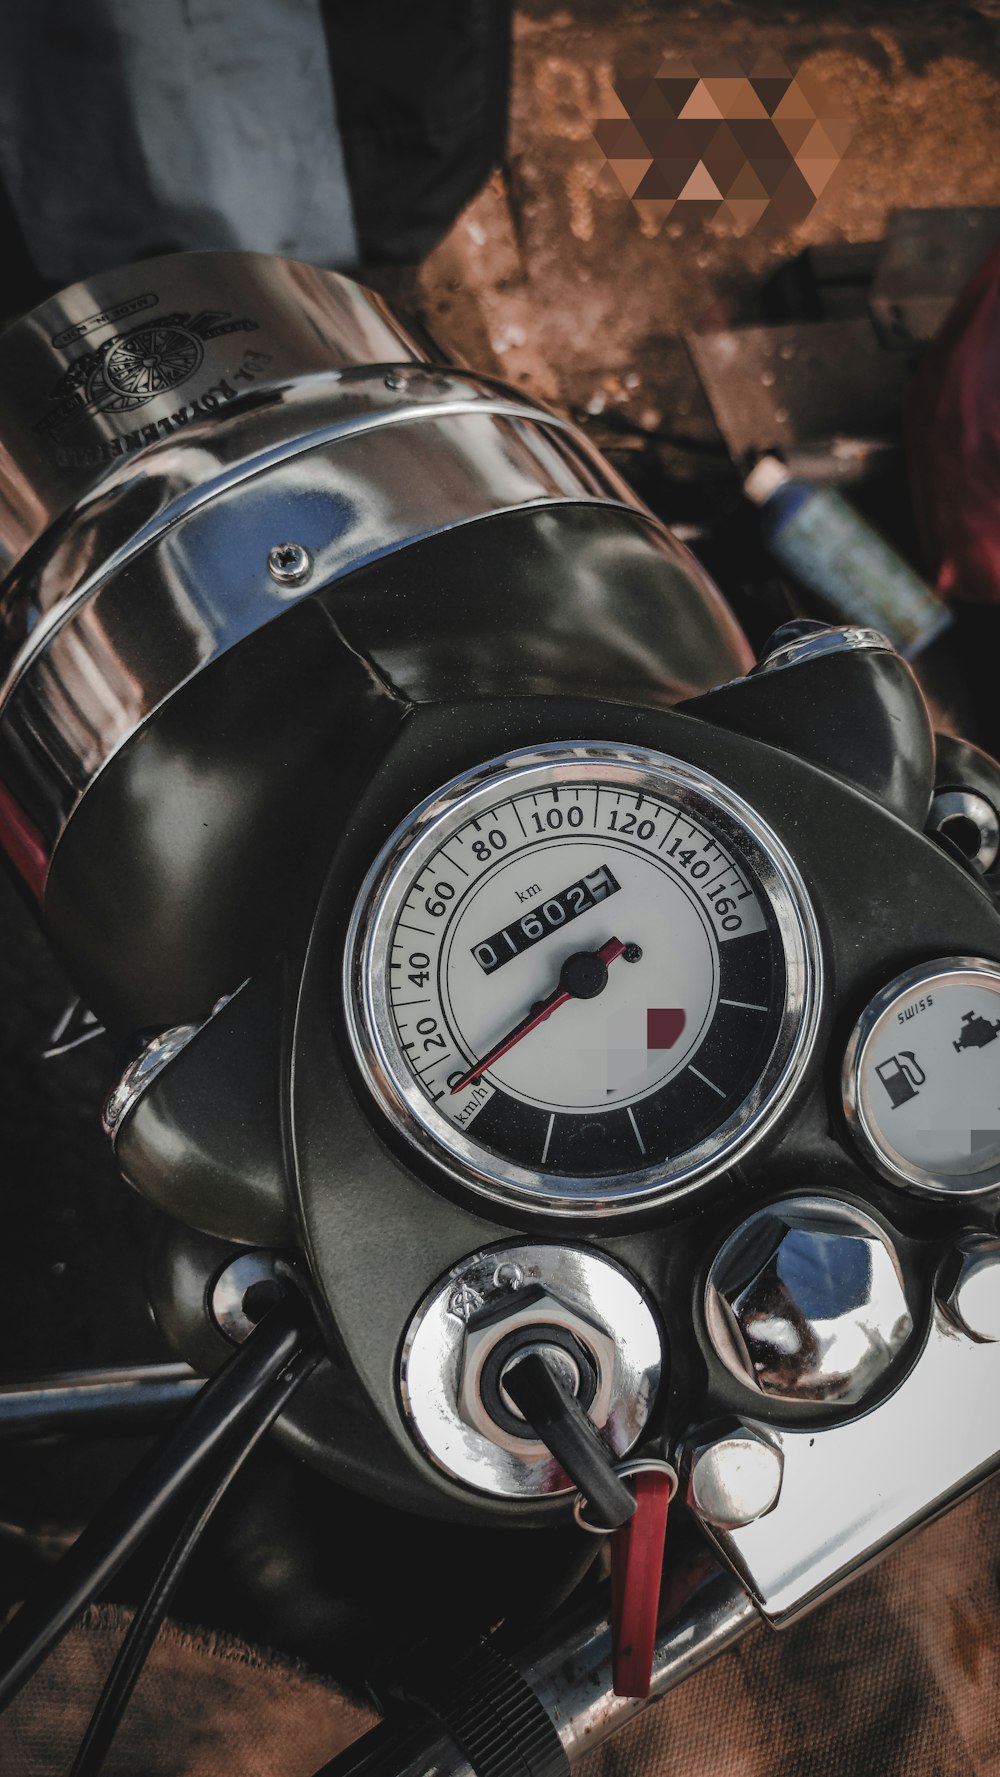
top-left (875, 1051), bottom-right (925, 1109)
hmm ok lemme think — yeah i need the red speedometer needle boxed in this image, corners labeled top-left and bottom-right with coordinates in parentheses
top-left (450, 937), bottom-right (629, 1094)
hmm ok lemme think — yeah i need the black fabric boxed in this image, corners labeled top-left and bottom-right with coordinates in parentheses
top-left (0, 5), bottom-right (512, 305)
top-left (323, 1), bottom-right (513, 264)
top-left (0, 175), bottom-right (53, 326)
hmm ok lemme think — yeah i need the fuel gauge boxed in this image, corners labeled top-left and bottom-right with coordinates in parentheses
top-left (843, 958), bottom-right (1000, 1197)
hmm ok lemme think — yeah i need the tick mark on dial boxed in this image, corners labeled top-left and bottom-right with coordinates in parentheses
top-left (689, 1065), bottom-right (726, 1098)
top-left (416, 1054), bottom-right (451, 1078)
top-left (626, 1106), bottom-right (647, 1155)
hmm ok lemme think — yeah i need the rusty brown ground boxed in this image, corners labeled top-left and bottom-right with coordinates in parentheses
top-left (379, 3), bottom-right (1000, 445)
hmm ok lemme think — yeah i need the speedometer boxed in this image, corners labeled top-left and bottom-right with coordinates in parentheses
top-left (344, 743), bottom-right (820, 1216)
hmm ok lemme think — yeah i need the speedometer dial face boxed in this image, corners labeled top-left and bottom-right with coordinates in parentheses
top-left (345, 744), bottom-right (820, 1216)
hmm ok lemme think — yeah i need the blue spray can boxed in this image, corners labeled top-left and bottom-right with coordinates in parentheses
top-left (744, 456), bottom-right (951, 659)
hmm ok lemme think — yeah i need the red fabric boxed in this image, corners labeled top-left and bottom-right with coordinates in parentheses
top-left (908, 242), bottom-right (1000, 605)
top-left (611, 1472), bottom-right (672, 1699)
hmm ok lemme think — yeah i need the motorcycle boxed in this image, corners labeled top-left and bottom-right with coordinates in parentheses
top-left (1, 248), bottom-right (1000, 1776)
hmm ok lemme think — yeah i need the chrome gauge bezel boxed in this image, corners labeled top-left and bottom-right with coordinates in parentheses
top-left (842, 956), bottom-right (1000, 1198)
top-left (343, 742), bottom-right (823, 1217)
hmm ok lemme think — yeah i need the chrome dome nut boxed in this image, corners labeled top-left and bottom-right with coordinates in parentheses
top-left (939, 1236), bottom-right (1000, 1343)
top-left (679, 1422), bottom-right (784, 1529)
top-left (705, 1196), bottom-right (914, 1407)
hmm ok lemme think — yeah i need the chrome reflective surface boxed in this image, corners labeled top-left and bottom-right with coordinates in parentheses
top-left (3, 407), bottom-right (631, 871)
top-left (680, 1424), bottom-right (784, 1529)
top-left (0, 248), bottom-right (428, 593)
top-left (346, 743), bottom-right (821, 1218)
top-left (756, 624), bottom-right (893, 674)
top-left (0, 378), bottom-right (628, 707)
top-left (939, 1236), bottom-right (1000, 1343)
top-left (102, 1019), bottom-right (203, 1142)
top-left (399, 1242), bottom-right (662, 1501)
top-left (0, 249), bottom-right (744, 900)
top-left (706, 1301), bottom-right (1000, 1622)
top-left (927, 787), bottom-right (1000, 872)
top-left (704, 1196), bottom-right (914, 1406)
top-left (210, 1251), bottom-right (284, 1344)
top-left (266, 540), bottom-right (314, 587)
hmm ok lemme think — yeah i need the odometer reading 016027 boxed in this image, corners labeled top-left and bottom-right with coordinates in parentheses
top-left (345, 743), bottom-right (820, 1216)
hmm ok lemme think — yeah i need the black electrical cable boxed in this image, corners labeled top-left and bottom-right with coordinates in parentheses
top-left (69, 1333), bottom-right (322, 1777)
top-left (0, 1295), bottom-right (313, 1712)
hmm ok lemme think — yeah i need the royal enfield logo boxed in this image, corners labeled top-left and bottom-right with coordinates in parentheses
top-left (35, 305), bottom-right (260, 441)
top-left (96, 321), bottom-right (206, 410)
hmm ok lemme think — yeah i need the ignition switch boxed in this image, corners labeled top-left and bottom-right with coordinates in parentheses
top-left (461, 1284), bottom-right (636, 1527)
top-left (457, 1281), bottom-right (616, 1451)
top-left (399, 1243), bottom-right (663, 1503)
top-left (469, 1291), bottom-right (599, 1439)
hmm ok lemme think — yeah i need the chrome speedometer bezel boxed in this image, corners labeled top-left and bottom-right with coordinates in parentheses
top-left (343, 742), bottom-right (822, 1218)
